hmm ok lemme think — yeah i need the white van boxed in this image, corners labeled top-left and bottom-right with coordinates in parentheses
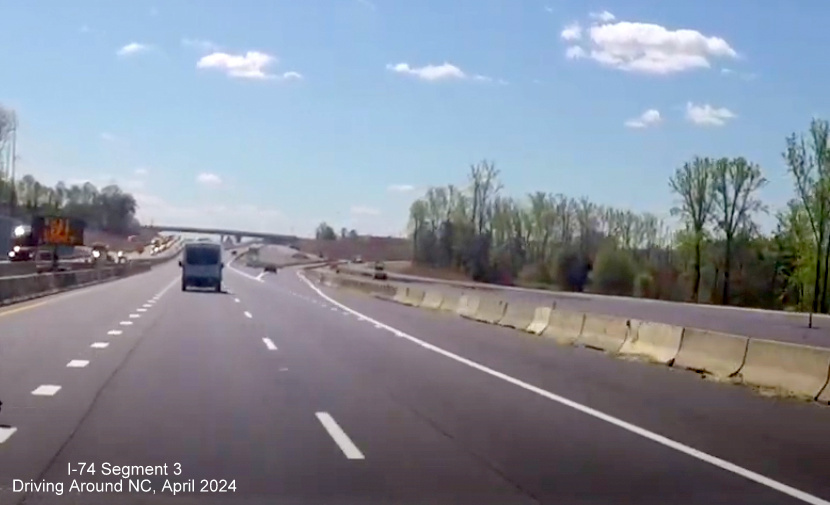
top-left (180, 242), bottom-right (223, 292)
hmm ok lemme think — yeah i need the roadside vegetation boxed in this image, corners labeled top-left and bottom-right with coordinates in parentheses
top-left (402, 118), bottom-right (830, 315)
top-left (0, 105), bottom-right (141, 236)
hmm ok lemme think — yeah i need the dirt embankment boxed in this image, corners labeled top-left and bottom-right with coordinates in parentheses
top-left (296, 237), bottom-right (411, 262)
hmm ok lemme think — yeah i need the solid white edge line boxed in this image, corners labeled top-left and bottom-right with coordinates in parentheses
top-left (227, 260), bottom-right (265, 283)
top-left (262, 338), bottom-right (278, 350)
top-left (315, 412), bottom-right (365, 460)
top-left (295, 271), bottom-right (829, 505)
top-left (67, 360), bottom-right (89, 368)
top-left (244, 311), bottom-right (252, 318)
top-left (0, 426), bottom-right (17, 443)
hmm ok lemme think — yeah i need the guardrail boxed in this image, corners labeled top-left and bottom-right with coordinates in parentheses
top-left (305, 270), bottom-right (830, 407)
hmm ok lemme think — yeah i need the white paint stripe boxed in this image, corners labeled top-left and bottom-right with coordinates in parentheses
top-left (119, 321), bottom-right (133, 326)
top-left (262, 338), bottom-right (278, 350)
top-left (67, 359), bottom-right (89, 368)
top-left (137, 308), bottom-right (147, 312)
top-left (330, 307), bottom-right (338, 312)
top-left (32, 385), bottom-right (61, 396)
top-left (108, 330), bottom-right (123, 336)
top-left (91, 342), bottom-right (109, 349)
top-left (147, 300), bottom-right (156, 304)
top-left (227, 259), bottom-right (265, 282)
top-left (315, 412), bottom-right (365, 460)
top-left (142, 304), bottom-right (152, 308)
top-left (255, 272), bottom-right (265, 281)
top-left (234, 298), bottom-right (240, 303)
top-left (129, 313), bottom-right (140, 318)
top-left (297, 271), bottom-right (829, 505)
top-left (0, 426), bottom-right (17, 444)
top-left (244, 311), bottom-right (253, 318)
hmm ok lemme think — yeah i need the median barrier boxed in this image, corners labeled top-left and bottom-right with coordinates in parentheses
top-left (402, 287), bottom-right (426, 306)
top-left (673, 328), bottom-right (749, 379)
top-left (419, 290), bottom-right (444, 310)
top-left (541, 310), bottom-right (585, 345)
top-left (526, 306), bottom-right (554, 335)
top-left (818, 382), bottom-right (830, 404)
top-left (456, 294), bottom-right (481, 318)
top-left (737, 339), bottom-right (830, 399)
top-left (576, 314), bottom-right (631, 353)
top-left (392, 287), bottom-right (409, 304)
top-left (618, 321), bottom-right (684, 365)
top-left (439, 293), bottom-right (461, 312)
top-left (498, 302), bottom-right (538, 331)
top-left (469, 296), bottom-right (507, 324)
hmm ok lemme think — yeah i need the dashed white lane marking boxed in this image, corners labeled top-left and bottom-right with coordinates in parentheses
top-left (142, 304), bottom-right (152, 308)
top-left (315, 412), bottom-right (365, 460)
top-left (120, 321), bottom-right (133, 326)
top-left (296, 271), bottom-right (829, 505)
top-left (147, 300), bottom-right (156, 304)
top-left (108, 330), bottom-right (123, 336)
top-left (67, 360), bottom-right (89, 368)
top-left (0, 426), bottom-right (18, 444)
top-left (137, 308), bottom-right (147, 312)
top-left (330, 307), bottom-right (338, 312)
top-left (90, 342), bottom-right (110, 349)
top-left (244, 311), bottom-right (252, 319)
top-left (262, 338), bottom-right (278, 351)
top-left (129, 313), bottom-right (140, 319)
top-left (32, 385), bottom-right (61, 396)
top-left (234, 298), bottom-right (240, 303)
top-left (279, 367), bottom-right (288, 372)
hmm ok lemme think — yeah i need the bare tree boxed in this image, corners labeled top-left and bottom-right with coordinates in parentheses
top-left (669, 157), bottom-right (716, 302)
top-left (711, 157), bottom-right (767, 304)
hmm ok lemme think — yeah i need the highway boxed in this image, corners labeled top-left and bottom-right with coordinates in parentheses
top-left (339, 265), bottom-right (830, 348)
top-left (0, 254), bottom-right (827, 504)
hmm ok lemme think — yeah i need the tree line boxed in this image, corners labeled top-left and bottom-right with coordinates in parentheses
top-left (315, 222), bottom-right (359, 240)
top-left (1, 105), bottom-right (141, 236)
top-left (406, 118), bottom-right (830, 315)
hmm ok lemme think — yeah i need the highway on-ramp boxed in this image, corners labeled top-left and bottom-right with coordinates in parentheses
top-left (0, 256), bottom-right (827, 504)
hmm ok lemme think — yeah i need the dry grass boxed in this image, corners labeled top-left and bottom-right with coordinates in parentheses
top-left (395, 262), bottom-right (472, 282)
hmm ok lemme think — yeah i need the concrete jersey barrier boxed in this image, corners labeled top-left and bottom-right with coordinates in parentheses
top-left (403, 288), bottom-right (426, 306)
top-left (455, 294), bottom-right (481, 318)
top-left (419, 290), bottom-right (444, 310)
top-left (576, 314), bottom-right (631, 353)
top-left (498, 302), bottom-right (538, 331)
top-left (526, 306), bottom-right (554, 335)
top-left (541, 310), bottom-right (586, 345)
top-left (738, 339), bottom-right (830, 399)
top-left (469, 296), bottom-right (507, 324)
top-left (439, 293), bottom-right (461, 312)
top-left (393, 287), bottom-right (409, 304)
top-left (618, 320), bottom-right (684, 365)
top-left (673, 328), bottom-right (749, 379)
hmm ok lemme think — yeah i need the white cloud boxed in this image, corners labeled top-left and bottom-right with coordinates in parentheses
top-left (134, 167), bottom-right (149, 176)
top-left (387, 184), bottom-right (415, 193)
top-left (196, 172), bottom-right (222, 185)
top-left (685, 102), bottom-right (736, 126)
top-left (196, 51), bottom-right (300, 81)
top-left (182, 38), bottom-right (220, 52)
top-left (386, 62), bottom-right (467, 81)
top-left (564, 19), bottom-right (737, 74)
top-left (624, 109), bottom-right (662, 128)
top-left (560, 23), bottom-right (583, 41)
top-left (589, 10), bottom-right (616, 22)
top-left (350, 205), bottom-right (380, 216)
top-left (100, 132), bottom-right (118, 142)
top-left (117, 42), bottom-right (151, 57)
top-left (544, 6), bottom-right (554, 13)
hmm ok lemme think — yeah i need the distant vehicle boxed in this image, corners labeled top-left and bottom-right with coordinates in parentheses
top-left (353, 255), bottom-right (363, 264)
top-left (180, 242), bottom-right (223, 292)
top-left (7, 224), bottom-right (36, 261)
top-left (116, 250), bottom-right (128, 264)
top-left (231, 250), bottom-right (238, 256)
top-left (264, 264), bottom-right (277, 273)
top-left (373, 261), bottom-right (387, 280)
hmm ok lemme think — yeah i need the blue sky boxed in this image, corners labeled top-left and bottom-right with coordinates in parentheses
top-left (0, 0), bottom-right (825, 237)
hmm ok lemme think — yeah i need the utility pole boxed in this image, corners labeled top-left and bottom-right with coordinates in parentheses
top-left (9, 111), bottom-right (17, 218)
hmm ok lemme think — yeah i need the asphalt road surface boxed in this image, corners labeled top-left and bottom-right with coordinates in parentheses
top-left (339, 265), bottom-right (830, 348)
top-left (0, 256), bottom-right (828, 504)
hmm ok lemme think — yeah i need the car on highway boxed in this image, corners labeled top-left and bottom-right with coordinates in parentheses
top-left (373, 260), bottom-right (388, 280)
top-left (264, 264), bottom-right (278, 273)
top-left (353, 255), bottom-right (364, 264)
top-left (179, 242), bottom-right (223, 292)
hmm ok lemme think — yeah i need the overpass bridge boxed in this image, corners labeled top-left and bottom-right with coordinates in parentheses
top-left (142, 225), bottom-right (300, 245)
